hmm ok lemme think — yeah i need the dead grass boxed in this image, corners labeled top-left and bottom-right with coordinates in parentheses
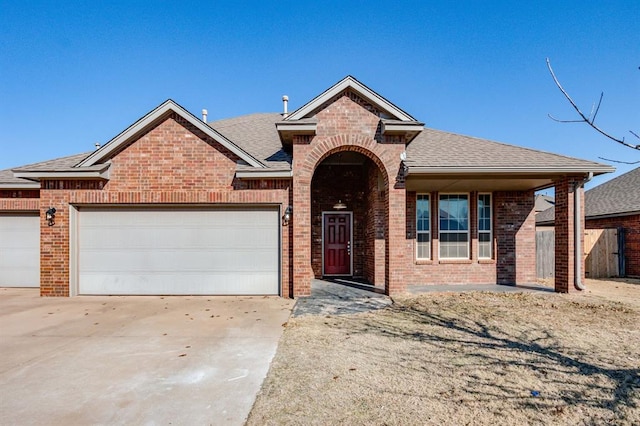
top-left (248, 280), bottom-right (640, 425)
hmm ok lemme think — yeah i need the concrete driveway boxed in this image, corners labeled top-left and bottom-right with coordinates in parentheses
top-left (0, 288), bottom-right (294, 425)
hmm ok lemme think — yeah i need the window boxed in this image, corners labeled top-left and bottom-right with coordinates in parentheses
top-left (478, 193), bottom-right (492, 258)
top-left (439, 194), bottom-right (469, 259)
top-left (416, 194), bottom-right (430, 259)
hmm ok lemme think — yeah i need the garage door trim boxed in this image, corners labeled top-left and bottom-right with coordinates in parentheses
top-left (70, 204), bottom-right (282, 296)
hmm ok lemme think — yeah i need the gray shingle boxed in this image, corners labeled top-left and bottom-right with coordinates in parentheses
top-left (209, 113), bottom-right (292, 170)
top-left (406, 128), bottom-right (608, 169)
top-left (536, 166), bottom-right (640, 224)
top-left (12, 152), bottom-right (92, 172)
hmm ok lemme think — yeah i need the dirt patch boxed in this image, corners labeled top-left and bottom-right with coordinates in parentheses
top-left (248, 285), bottom-right (640, 425)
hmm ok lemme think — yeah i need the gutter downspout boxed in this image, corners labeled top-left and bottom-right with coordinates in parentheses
top-left (574, 172), bottom-right (593, 290)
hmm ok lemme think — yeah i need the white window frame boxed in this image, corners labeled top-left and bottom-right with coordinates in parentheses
top-left (478, 193), bottom-right (492, 259)
top-left (438, 193), bottom-right (470, 259)
top-left (416, 194), bottom-right (430, 260)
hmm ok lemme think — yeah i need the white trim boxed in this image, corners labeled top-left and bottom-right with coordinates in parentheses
top-left (407, 166), bottom-right (615, 174)
top-left (286, 76), bottom-right (416, 121)
top-left (438, 193), bottom-right (470, 260)
top-left (13, 168), bottom-right (110, 181)
top-left (416, 193), bottom-right (431, 260)
top-left (477, 193), bottom-right (493, 259)
top-left (76, 100), bottom-right (265, 169)
top-left (69, 205), bottom-right (79, 296)
top-left (321, 211), bottom-right (353, 276)
top-left (235, 170), bottom-right (293, 179)
top-left (275, 123), bottom-right (317, 133)
top-left (0, 182), bottom-right (40, 189)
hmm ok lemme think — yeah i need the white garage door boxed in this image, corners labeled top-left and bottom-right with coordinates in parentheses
top-left (0, 213), bottom-right (40, 287)
top-left (78, 207), bottom-right (280, 295)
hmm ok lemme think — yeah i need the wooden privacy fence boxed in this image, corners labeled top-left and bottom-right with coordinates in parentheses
top-left (584, 228), bottom-right (619, 278)
top-left (536, 230), bottom-right (555, 279)
top-left (536, 228), bottom-right (619, 279)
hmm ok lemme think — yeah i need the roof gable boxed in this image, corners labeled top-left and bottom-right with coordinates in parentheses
top-left (285, 76), bottom-right (417, 122)
top-left (77, 100), bottom-right (265, 168)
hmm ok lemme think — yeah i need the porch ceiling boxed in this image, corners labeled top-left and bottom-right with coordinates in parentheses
top-left (405, 174), bottom-right (567, 192)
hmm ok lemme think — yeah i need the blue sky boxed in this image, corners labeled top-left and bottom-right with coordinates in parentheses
top-left (1, 1), bottom-right (638, 189)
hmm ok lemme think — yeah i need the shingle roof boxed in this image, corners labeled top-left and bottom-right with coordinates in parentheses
top-left (406, 128), bottom-right (608, 170)
top-left (584, 167), bottom-right (640, 217)
top-left (536, 167), bottom-right (640, 224)
top-left (12, 152), bottom-right (92, 172)
top-left (209, 113), bottom-right (292, 171)
top-left (0, 152), bottom-right (92, 186)
top-left (535, 194), bottom-right (555, 212)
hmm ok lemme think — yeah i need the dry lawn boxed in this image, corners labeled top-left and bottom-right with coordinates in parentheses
top-left (248, 279), bottom-right (640, 425)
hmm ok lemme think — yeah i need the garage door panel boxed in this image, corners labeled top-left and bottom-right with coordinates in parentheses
top-left (80, 248), bottom-right (278, 272)
top-left (80, 272), bottom-right (277, 295)
top-left (78, 208), bottom-right (279, 295)
top-left (0, 215), bottom-right (40, 288)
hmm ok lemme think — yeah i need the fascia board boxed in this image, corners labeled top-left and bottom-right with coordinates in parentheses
top-left (13, 167), bottom-right (110, 181)
top-left (235, 170), bottom-right (293, 179)
top-left (407, 165), bottom-right (616, 175)
top-left (0, 182), bottom-right (41, 189)
top-left (382, 122), bottom-right (425, 133)
top-left (275, 123), bottom-right (317, 133)
top-left (76, 100), bottom-right (265, 169)
top-left (286, 76), bottom-right (416, 121)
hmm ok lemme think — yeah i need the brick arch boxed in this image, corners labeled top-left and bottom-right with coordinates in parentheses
top-left (299, 135), bottom-right (392, 186)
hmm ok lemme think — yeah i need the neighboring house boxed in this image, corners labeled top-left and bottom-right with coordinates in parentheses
top-left (535, 194), bottom-right (555, 214)
top-left (537, 167), bottom-right (640, 277)
top-left (0, 76), bottom-right (614, 297)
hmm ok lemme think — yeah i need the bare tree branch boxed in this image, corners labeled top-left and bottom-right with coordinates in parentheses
top-left (546, 58), bottom-right (640, 151)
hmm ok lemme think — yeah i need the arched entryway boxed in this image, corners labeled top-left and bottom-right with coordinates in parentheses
top-left (310, 151), bottom-right (386, 288)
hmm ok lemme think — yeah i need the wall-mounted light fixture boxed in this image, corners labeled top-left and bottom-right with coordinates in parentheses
top-left (333, 200), bottom-right (347, 210)
top-left (282, 205), bottom-right (292, 226)
top-left (46, 207), bottom-right (56, 226)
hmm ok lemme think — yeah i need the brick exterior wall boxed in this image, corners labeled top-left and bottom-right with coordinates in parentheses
top-left (403, 190), bottom-right (536, 286)
top-left (37, 116), bottom-right (292, 297)
top-left (291, 91), bottom-right (407, 296)
top-left (586, 214), bottom-right (640, 277)
top-left (2, 91), bottom-right (578, 298)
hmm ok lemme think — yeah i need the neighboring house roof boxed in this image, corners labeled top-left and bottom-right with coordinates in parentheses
top-left (535, 194), bottom-right (555, 212)
top-left (536, 166), bottom-right (640, 224)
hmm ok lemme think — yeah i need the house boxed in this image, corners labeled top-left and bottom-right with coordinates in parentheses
top-left (0, 76), bottom-right (614, 297)
top-left (537, 167), bottom-right (640, 277)
top-left (535, 194), bottom-right (555, 214)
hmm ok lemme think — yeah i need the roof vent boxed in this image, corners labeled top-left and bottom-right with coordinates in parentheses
top-left (282, 95), bottom-right (289, 118)
top-left (94, 142), bottom-right (101, 150)
top-left (202, 109), bottom-right (208, 122)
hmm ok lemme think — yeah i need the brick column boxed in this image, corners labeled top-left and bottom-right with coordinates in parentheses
top-left (555, 177), bottom-right (584, 293)
top-left (292, 165), bottom-right (313, 297)
top-left (385, 167), bottom-right (407, 295)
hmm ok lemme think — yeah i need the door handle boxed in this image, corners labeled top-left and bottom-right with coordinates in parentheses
top-left (347, 241), bottom-right (351, 256)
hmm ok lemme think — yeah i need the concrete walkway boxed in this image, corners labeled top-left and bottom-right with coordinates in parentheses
top-left (293, 280), bottom-right (553, 317)
top-left (293, 279), bottom-right (391, 317)
top-left (0, 288), bottom-right (294, 425)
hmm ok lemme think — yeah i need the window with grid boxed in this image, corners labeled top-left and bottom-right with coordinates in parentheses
top-left (478, 193), bottom-right (492, 258)
top-left (416, 194), bottom-right (430, 259)
top-left (439, 194), bottom-right (469, 259)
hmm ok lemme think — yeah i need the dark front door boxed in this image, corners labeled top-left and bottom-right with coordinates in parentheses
top-left (323, 213), bottom-right (351, 275)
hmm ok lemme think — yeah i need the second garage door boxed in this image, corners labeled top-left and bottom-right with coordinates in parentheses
top-left (0, 213), bottom-right (40, 288)
top-left (78, 207), bottom-right (279, 295)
